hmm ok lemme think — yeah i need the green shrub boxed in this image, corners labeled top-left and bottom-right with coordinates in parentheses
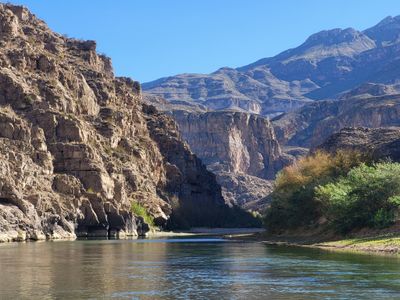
top-left (131, 202), bottom-right (155, 227)
top-left (264, 150), bottom-right (365, 232)
top-left (373, 208), bottom-right (396, 229)
top-left (316, 162), bottom-right (400, 233)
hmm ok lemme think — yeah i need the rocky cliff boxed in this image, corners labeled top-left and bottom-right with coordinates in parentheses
top-left (0, 4), bottom-right (255, 242)
top-left (173, 110), bottom-right (286, 178)
top-left (168, 110), bottom-right (291, 210)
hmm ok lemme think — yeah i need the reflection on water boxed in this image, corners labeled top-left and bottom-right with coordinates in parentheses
top-left (0, 238), bottom-right (399, 299)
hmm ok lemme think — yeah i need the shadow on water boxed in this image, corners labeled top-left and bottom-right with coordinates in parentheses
top-left (0, 238), bottom-right (399, 299)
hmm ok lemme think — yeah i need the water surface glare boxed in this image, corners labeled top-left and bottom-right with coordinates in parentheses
top-left (0, 238), bottom-right (399, 299)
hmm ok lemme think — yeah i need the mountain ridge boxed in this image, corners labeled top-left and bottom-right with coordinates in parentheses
top-left (143, 15), bottom-right (400, 115)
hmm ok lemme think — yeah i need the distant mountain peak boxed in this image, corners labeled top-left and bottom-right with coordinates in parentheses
top-left (364, 15), bottom-right (400, 45)
top-left (372, 15), bottom-right (400, 27)
top-left (212, 66), bottom-right (237, 74)
top-left (304, 27), bottom-right (362, 46)
top-left (241, 27), bottom-right (375, 71)
top-left (144, 14), bottom-right (400, 115)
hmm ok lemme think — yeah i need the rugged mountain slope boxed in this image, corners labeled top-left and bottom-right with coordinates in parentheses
top-left (143, 93), bottom-right (291, 210)
top-left (144, 67), bottom-right (312, 115)
top-left (149, 88), bottom-right (400, 210)
top-left (144, 16), bottom-right (400, 115)
top-left (0, 4), bottom-right (255, 242)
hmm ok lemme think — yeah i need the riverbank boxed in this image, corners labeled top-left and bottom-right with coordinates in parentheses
top-left (314, 234), bottom-right (400, 254)
top-left (260, 231), bottom-right (400, 255)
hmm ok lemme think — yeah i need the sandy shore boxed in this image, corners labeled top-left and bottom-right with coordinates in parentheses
top-left (261, 233), bottom-right (400, 255)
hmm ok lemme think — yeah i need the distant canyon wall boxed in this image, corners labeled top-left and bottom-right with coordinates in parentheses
top-left (172, 110), bottom-right (287, 180)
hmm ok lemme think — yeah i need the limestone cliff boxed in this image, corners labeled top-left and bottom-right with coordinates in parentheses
top-left (169, 110), bottom-right (291, 210)
top-left (173, 110), bottom-right (286, 178)
top-left (0, 4), bottom-right (255, 242)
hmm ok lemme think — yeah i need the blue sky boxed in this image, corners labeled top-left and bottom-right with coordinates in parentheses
top-left (5, 0), bottom-right (400, 82)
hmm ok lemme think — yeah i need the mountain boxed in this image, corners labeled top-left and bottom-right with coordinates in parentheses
top-left (0, 4), bottom-right (257, 242)
top-left (143, 16), bottom-right (400, 211)
top-left (143, 16), bottom-right (400, 116)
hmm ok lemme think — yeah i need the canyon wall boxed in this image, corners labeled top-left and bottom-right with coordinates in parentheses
top-left (169, 110), bottom-right (291, 210)
top-left (0, 4), bottom-right (254, 242)
top-left (173, 110), bottom-right (286, 179)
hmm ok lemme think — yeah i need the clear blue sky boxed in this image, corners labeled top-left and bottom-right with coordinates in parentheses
top-left (5, 0), bottom-right (400, 82)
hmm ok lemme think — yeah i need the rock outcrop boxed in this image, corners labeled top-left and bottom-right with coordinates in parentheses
top-left (0, 4), bottom-right (254, 242)
top-left (273, 94), bottom-right (400, 148)
top-left (143, 93), bottom-right (297, 211)
top-left (216, 172), bottom-right (273, 211)
top-left (317, 127), bottom-right (400, 162)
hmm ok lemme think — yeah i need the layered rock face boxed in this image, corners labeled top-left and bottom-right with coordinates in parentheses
top-left (317, 127), bottom-right (400, 162)
top-left (143, 68), bottom-right (312, 116)
top-left (143, 94), bottom-right (284, 211)
top-left (169, 110), bottom-right (291, 210)
top-left (0, 4), bottom-right (246, 242)
top-left (173, 110), bottom-right (285, 178)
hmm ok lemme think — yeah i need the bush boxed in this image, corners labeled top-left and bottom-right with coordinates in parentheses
top-left (316, 162), bottom-right (400, 233)
top-left (264, 150), bottom-right (364, 232)
top-left (131, 202), bottom-right (155, 227)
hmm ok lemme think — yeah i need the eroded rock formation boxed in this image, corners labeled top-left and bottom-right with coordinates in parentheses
top-left (0, 4), bottom-right (253, 242)
top-left (173, 111), bottom-right (285, 178)
top-left (168, 110), bottom-right (292, 210)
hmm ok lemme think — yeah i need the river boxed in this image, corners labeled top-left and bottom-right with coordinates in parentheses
top-left (0, 237), bottom-right (399, 299)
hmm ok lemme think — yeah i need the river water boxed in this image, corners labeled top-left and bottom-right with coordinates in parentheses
top-left (0, 237), bottom-right (399, 299)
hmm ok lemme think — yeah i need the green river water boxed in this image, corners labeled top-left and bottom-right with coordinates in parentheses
top-left (0, 237), bottom-right (399, 299)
